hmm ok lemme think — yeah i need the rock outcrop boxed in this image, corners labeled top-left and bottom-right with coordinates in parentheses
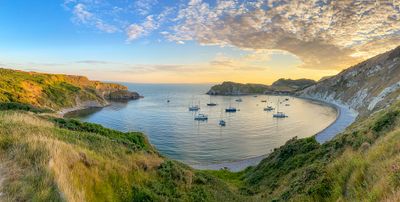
top-left (105, 90), bottom-right (142, 101)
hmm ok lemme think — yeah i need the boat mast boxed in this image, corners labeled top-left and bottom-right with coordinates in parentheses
top-left (276, 98), bottom-right (279, 113)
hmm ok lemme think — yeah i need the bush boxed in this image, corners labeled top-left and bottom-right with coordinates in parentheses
top-left (372, 110), bottom-right (399, 133)
top-left (0, 102), bottom-right (52, 113)
top-left (50, 118), bottom-right (151, 151)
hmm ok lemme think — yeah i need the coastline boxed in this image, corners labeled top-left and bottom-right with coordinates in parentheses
top-left (64, 95), bottom-right (358, 172)
top-left (58, 101), bottom-right (109, 117)
top-left (192, 97), bottom-right (358, 172)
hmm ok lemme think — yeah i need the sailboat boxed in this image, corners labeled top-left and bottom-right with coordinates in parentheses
top-left (219, 109), bottom-right (226, 126)
top-left (166, 93), bottom-right (170, 103)
top-left (189, 97), bottom-right (200, 111)
top-left (207, 96), bottom-right (217, 106)
top-left (225, 98), bottom-right (237, 112)
top-left (273, 98), bottom-right (288, 118)
top-left (264, 96), bottom-right (275, 111)
top-left (194, 113), bottom-right (208, 121)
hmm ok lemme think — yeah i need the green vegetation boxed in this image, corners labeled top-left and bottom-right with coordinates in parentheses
top-left (207, 79), bottom-right (316, 95)
top-left (207, 81), bottom-right (270, 95)
top-left (233, 100), bottom-right (400, 201)
top-left (0, 68), bottom-right (127, 111)
top-left (0, 102), bottom-right (53, 113)
top-left (271, 78), bottom-right (316, 91)
top-left (51, 118), bottom-right (152, 151)
top-left (0, 110), bottom-right (244, 201)
top-left (1, 100), bottom-right (399, 201)
top-left (1, 68), bottom-right (400, 201)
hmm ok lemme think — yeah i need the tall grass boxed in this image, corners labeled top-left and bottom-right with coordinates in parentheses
top-left (0, 111), bottom-right (244, 201)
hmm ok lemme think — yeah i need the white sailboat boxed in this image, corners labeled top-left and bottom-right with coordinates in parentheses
top-left (189, 97), bottom-right (200, 111)
top-left (273, 98), bottom-right (288, 118)
top-left (264, 96), bottom-right (275, 111)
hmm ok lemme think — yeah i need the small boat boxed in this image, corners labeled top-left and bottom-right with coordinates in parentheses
top-left (207, 96), bottom-right (218, 106)
top-left (273, 112), bottom-right (288, 118)
top-left (194, 114), bottom-right (208, 121)
top-left (167, 99), bottom-right (170, 103)
top-left (253, 95), bottom-right (258, 97)
top-left (264, 106), bottom-right (274, 111)
top-left (235, 98), bottom-right (242, 102)
top-left (273, 98), bottom-right (288, 118)
top-left (285, 103), bottom-right (290, 106)
top-left (225, 107), bottom-right (237, 112)
top-left (189, 105), bottom-right (200, 111)
top-left (219, 120), bottom-right (226, 126)
top-left (261, 100), bottom-right (267, 102)
top-left (285, 98), bottom-right (289, 101)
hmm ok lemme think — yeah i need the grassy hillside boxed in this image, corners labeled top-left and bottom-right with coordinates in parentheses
top-left (0, 110), bottom-right (245, 202)
top-left (0, 100), bottom-right (399, 201)
top-left (207, 81), bottom-right (271, 95)
top-left (207, 79), bottom-right (315, 95)
top-left (271, 78), bottom-right (316, 91)
top-left (0, 68), bottom-right (128, 111)
top-left (235, 100), bottom-right (400, 201)
top-left (1, 67), bottom-right (400, 201)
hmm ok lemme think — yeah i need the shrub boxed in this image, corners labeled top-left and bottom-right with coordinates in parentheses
top-left (50, 118), bottom-right (151, 151)
top-left (0, 102), bottom-right (52, 113)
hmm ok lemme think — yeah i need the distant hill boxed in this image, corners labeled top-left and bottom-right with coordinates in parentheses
top-left (299, 46), bottom-right (400, 116)
top-left (271, 78), bottom-right (316, 91)
top-left (0, 68), bottom-right (141, 113)
top-left (207, 79), bottom-right (315, 95)
top-left (207, 81), bottom-right (271, 95)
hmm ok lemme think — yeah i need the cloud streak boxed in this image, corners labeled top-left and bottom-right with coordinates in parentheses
top-left (64, 0), bottom-right (400, 71)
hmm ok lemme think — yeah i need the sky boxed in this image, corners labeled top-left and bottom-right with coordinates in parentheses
top-left (0, 0), bottom-right (399, 84)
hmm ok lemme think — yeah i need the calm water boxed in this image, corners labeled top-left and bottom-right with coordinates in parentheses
top-left (69, 83), bottom-right (337, 165)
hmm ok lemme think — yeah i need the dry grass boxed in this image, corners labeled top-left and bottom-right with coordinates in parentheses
top-left (0, 111), bottom-right (165, 201)
top-left (326, 128), bottom-right (400, 201)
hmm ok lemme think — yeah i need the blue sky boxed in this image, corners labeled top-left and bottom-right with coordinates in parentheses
top-left (0, 0), bottom-right (399, 83)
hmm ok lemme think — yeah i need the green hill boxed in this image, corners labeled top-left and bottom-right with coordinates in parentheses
top-left (0, 99), bottom-right (399, 201)
top-left (207, 79), bottom-right (315, 95)
top-left (0, 110), bottom-right (245, 201)
top-left (0, 68), bottom-right (140, 112)
top-left (1, 44), bottom-right (400, 202)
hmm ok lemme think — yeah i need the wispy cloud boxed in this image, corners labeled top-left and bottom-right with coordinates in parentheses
top-left (67, 2), bottom-right (119, 33)
top-left (134, 0), bottom-right (158, 16)
top-left (63, 0), bottom-right (400, 70)
top-left (168, 0), bottom-right (400, 70)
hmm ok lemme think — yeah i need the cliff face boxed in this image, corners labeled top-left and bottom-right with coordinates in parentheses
top-left (0, 68), bottom-right (140, 112)
top-left (299, 46), bottom-right (400, 117)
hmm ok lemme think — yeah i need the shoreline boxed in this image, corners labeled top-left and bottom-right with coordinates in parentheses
top-left (192, 97), bottom-right (358, 172)
top-left (63, 95), bottom-right (358, 172)
top-left (58, 101), bottom-right (109, 117)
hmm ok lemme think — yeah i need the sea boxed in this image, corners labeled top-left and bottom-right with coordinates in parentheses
top-left (67, 83), bottom-right (337, 166)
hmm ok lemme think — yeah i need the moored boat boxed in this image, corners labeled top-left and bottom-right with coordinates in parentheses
top-left (225, 107), bottom-right (237, 112)
top-left (194, 114), bottom-right (208, 121)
